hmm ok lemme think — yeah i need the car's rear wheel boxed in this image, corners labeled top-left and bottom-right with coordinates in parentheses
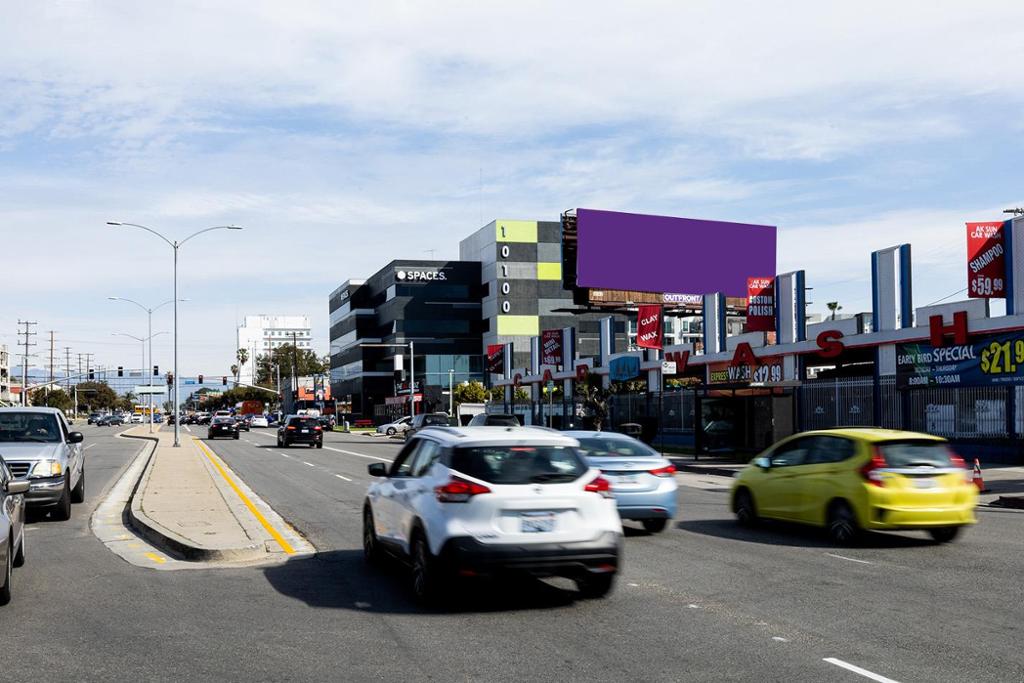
top-left (827, 500), bottom-right (860, 545)
top-left (0, 536), bottom-right (11, 605)
top-left (12, 531), bottom-right (25, 568)
top-left (642, 518), bottom-right (668, 533)
top-left (363, 507), bottom-right (383, 565)
top-left (233, 434), bottom-right (239, 440)
top-left (52, 479), bottom-right (72, 521)
top-left (411, 532), bottom-right (444, 604)
top-left (577, 572), bottom-right (615, 599)
top-left (734, 488), bottom-right (758, 526)
top-left (928, 526), bottom-right (961, 544)
top-left (71, 468), bottom-right (85, 504)
top-left (386, 427), bottom-right (396, 436)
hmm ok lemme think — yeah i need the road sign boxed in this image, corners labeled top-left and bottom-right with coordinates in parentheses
top-left (184, 379), bottom-right (197, 385)
top-left (662, 360), bottom-right (677, 375)
top-left (546, 380), bottom-right (555, 392)
top-left (135, 385), bottom-right (167, 395)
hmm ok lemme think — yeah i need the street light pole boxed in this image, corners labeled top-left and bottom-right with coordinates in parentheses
top-left (108, 222), bottom-right (243, 447)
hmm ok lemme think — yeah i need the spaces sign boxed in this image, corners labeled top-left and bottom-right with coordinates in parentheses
top-left (896, 331), bottom-right (1024, 388)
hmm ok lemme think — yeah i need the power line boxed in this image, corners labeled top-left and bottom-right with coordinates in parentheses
top-left (925, 287), bottom-right (968, 307)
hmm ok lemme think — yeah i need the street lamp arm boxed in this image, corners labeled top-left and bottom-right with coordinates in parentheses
top-left (107, 222), bottom-right (175, 249)
top-left (107, 296), bottom-right (149, 314)
top-left (153, 298), bottom-right (185, 312)
top-left (178, 225), bottom-right (243, 247)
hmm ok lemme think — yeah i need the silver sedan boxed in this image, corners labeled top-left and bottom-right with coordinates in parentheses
top-left (0, 456), bottom-right (29, 605)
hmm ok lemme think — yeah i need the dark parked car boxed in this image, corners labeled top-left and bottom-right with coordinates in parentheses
top-left (467, 413), bottom-right (520, 427)
top-left (87, 412), bottom-right (103, 425)
top-left (403, 412), bottom-right (451, 441)
top-left (276, 416), bottom-right (323, 448)
top-left (207, 416), bottom-right (239, 440)
top-left (95, 414), bottom-right (124, 427)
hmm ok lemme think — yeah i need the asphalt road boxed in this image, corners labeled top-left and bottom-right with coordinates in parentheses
top-left (1, 423), bottom-right (1022, 682)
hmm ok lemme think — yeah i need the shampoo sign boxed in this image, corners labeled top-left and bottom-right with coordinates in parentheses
top-left (966, 221), bottom-right (1005, 298)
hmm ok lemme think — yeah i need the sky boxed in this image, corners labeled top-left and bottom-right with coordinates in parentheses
top-left (2, 1), bottom-right (1024, 379)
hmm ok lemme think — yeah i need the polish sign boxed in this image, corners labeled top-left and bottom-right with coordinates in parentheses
top-left (486, 344), bottom-right (505, 374)
top-left (636, 305), bottom-right (663, 350)
top-left (746, 277), bottom-right (775, 332)
top-left (966, 221), bottom-right (1005, 298)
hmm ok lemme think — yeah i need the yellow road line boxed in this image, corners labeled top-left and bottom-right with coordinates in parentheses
top-left (192, 438), bottom-right (296, 555)
top-left (144, 552), bottom-right (167, 564)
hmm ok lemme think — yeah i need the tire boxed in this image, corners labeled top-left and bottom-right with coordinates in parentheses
top-left (316, 442), bottom-right (323, 449)
top-left (233, 434), bottom-right (239, 440)
top-left (734, 488), bottom-right (758, 527)
top-left (70, 468), bottom-right (85, 504)
top-left (386, 427), bottom-right (396, 436)
top-left (642, 518), bottom-right (668, 533)
top-left (827, 500), bottom-right (860, 545)
top-left (928, 527), bottom-right (961, 544)
top-left (276, 436), bottom-right (282, 447)
top-left (363, 507), bottom-right (384, 566)
top-left (12, 531), bottom-right (25, 568)
top-left (0, 537), bottom-right (11, 606)
top-left (309, 443), bottom-right (315, 448)
top-left (52, 478), bottom-right (72, 521)
top-left (577, 572), bottom-right (615, 599)
top-left (410, 531), bottom-right (445, 604)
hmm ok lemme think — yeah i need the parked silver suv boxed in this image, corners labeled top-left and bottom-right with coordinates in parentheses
top-left (0, 408), bottom-right (86, 521)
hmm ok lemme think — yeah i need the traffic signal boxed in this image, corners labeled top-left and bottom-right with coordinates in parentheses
top-left (166, 372), bottom-right (174, 386)
top-left (117, 366), bottom-right (123, 377)
top-left (222, 376), bottom-right (227, 386)
top-left (153, 365), bottom-right (159, 376)
top-left (88, 369), bottom-right (95, 380)
top-left (198, 374), bottom-right (204, 384)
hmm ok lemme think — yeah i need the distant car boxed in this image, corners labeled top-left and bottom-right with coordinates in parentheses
top-left (376, 416), bottom-right (412, 436)
top-left (95, 414), bottom-right (123, 427)
top-left (196, 413), bottom-right (212, 426)
top-left (235, 416), bottom-right (251, 432)
top-left (363, 427), bottom-right (623, 602)
top-left (0, 407), bottom-right (86, 521)
top-left (152, 414), bottom-right (163, 424)
top-left (166, 414), bottom-right (176, 425)
top-left (403, 412), bottom-right (451, 441)
top-left (207, 416), bottom-right (239, 440)
top-left (87, 412), bottom-right (103, 425)
top-left (276, 415), bottom-right (323, 448)
top-left (568, 431), bottom-right (678, 533)
top-left (129, 414), bottom-right (144, 424)
top-left (731, 429), bottom-right (978, 544)
top-left (249, 415), bottom-right (269, 428)
top-left (214, 410), bottom-right (232, 418)
top-left (0, 456), bottom-right (29, 605)
top-left (467, 413), bottom-right (520, 427)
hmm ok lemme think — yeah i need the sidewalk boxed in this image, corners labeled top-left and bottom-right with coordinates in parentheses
top-left (124, 427), bottom-right (311, 562)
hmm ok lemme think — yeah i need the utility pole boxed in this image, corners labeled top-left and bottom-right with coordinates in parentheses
top-left (83, 353), bottom-right (95, 378)
top-left (17, 321), bottom-right (37, 406)
top-left (47, 331), bottom-right (56, 385)
top-left (64, 347), bottom-right (73, 390)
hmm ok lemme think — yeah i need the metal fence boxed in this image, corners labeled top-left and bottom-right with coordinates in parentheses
top-left (607, 391), bottom-right (696, 432)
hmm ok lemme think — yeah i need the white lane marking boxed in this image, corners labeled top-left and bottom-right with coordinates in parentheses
top-left (334, 473), bottom-right (352, 481)
top-left (303, 461), bottom-right (315, 467)
top-left (823, 658), bottom-right (900, 683)
top-left (84, 444), bottom-right (96, 450)
top-left (825, 553), bottom-right (872, 565)
top-left (772, 637), bottom-right (788, 642)
top-left (280, 453), bottom-right (292, 459)
top-left (323, 445), bottom-right (392, 462)
top-left (184, 425), bottom-right (192, 433)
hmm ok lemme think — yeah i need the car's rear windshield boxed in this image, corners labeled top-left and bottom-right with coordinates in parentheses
top-left (213, 417), bottom-right (234, 424)
top-left (576, 437), bottom-right (658, 458)
top-left (0, 413), bottom-right (62, 443)
top-left (450, 445), bottom-right (588, 484)
top-left (878, 440), bottom-right (958, 468)
top-left (289, 418), bottom-right (319, 428)
top-left (484, 415), bottom-right (519, 426)
top-left (422, 414), bottom-right (449, 426)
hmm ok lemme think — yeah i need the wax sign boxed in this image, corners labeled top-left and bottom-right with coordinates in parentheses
top-left (636, 305), bottom-right (663, 350)
top-left (541, 329), bottom-right (563, 366)
top-left (966, 222), bottom-right (1005, 298)
top-left (746, 277), bottom-right (775, 332)
top-left (486, 344), bottom-right (505, 374)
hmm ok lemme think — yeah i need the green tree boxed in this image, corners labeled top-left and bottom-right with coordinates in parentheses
top-left (230, 364), bottom-right (239, 384)
top-left (72, 381), bottom-right (119, 411)
top-left (827, 301), bottom-right (843, 320)
top-left (31, 387), bottom-right (73, 412)
top-left (254, 344), bottom-right (328, 385)
top-left (575, 377), bottom-right (612, 431)
top-left (453, 381), bottom-right (488, 406)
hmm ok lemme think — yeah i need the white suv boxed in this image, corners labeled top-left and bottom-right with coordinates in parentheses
top-left (363, 426), bottom-right (623, 602)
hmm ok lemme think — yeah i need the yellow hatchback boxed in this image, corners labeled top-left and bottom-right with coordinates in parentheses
top-left (730, 429), bottom-right (978, 544)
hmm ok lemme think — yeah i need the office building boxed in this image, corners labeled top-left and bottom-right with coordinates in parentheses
top-left (236, 315), bottom-right (312, 385)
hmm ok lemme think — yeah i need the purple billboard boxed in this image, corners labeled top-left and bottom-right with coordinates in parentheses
top-left (575, 209), bottom-right (777, 298)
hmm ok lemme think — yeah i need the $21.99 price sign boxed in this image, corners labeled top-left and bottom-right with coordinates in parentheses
top-left (980, 338), bottom-right (1024, 376)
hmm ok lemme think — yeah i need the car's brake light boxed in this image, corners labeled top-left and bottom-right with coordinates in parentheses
top-left (286, 426), bottom-right (296, 431)
top-left (649, 464), bottom-right (676, 477)
top-left (435, 477), bottom-right (491, 503)
top-left (313, 426), bottom-right (322, 431)
top-left (860, 448), bottom-right (888, 487)
top-left (584, 476), bottom-right (613, 498)
top-left (949, 452), bottom-right (973, 482)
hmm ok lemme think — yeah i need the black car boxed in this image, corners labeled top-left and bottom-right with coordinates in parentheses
top-left (207, 416), bottom-right (239, 440)
top-left (96, 414), bottom-right (124, 426)
top-left (276, 416), bottom-right (323, 448)
top-left (403, 412), bottom-right (452, 441)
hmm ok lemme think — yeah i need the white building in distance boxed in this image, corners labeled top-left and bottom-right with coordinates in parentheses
top-left (0, 344), bottom-right (11, 405)
top-left (236, 315), bottom-right (312, 385)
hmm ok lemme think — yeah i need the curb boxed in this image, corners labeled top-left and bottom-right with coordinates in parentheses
top-left (119, 429), bottom-right (265, 562)
top-left (673, 463), bottom-right (741, 478)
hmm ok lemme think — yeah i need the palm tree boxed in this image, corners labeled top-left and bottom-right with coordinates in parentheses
top-left (827, 301), bottom-right (843, 320)
top-left (230, 364), bottom-right (240, 384)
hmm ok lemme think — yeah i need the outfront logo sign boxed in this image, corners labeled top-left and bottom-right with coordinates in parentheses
top-left (395, 269), bottom-right (447, 282)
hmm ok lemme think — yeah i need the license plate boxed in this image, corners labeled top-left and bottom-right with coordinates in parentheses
top-left (913, 478), bottom-right (937, 489)
top-left (301, 429), bottom-right (309, 433)
top-left (520, 512), bottom-right (556, 533)
top-left (610, 474), bottom-right (639, 485)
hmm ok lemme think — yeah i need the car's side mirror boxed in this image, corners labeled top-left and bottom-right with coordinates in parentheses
top-left (368, 463), bottom-right (388, 477)
top-left (753, 456), bottom-right (771, 470)
top-left (68, 432), bottom-right (84, 444)
top-left (6, 480), bottom-right (29, 495)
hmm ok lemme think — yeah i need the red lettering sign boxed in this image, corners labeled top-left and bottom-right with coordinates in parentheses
top-left (746, 277), bottom-right (775, 332)
top-left (816, 330), bottom-right (845, 359)
top-left (730, 342), bottom-right (758, 368)
top-left (541, 329), bottom-right (563, 366)
top-left (966, 221), bottom-right (1005, 298)
top-left (636, 304), bottom-right (663, 350)
top-left (486, 344), bottom-right (505, 374)
top-left (664, 350), bottom-right (691, 373)
top-left (929, 312), bottom-right (969, 347)
top-left (542, 369), bottom-right (553, 383)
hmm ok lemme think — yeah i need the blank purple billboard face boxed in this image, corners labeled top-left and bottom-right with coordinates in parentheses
top-left (575, 209), bottom-right (777, 298)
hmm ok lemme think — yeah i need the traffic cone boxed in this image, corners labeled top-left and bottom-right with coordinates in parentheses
top-left (972, 459), bottom-right (990, 493)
